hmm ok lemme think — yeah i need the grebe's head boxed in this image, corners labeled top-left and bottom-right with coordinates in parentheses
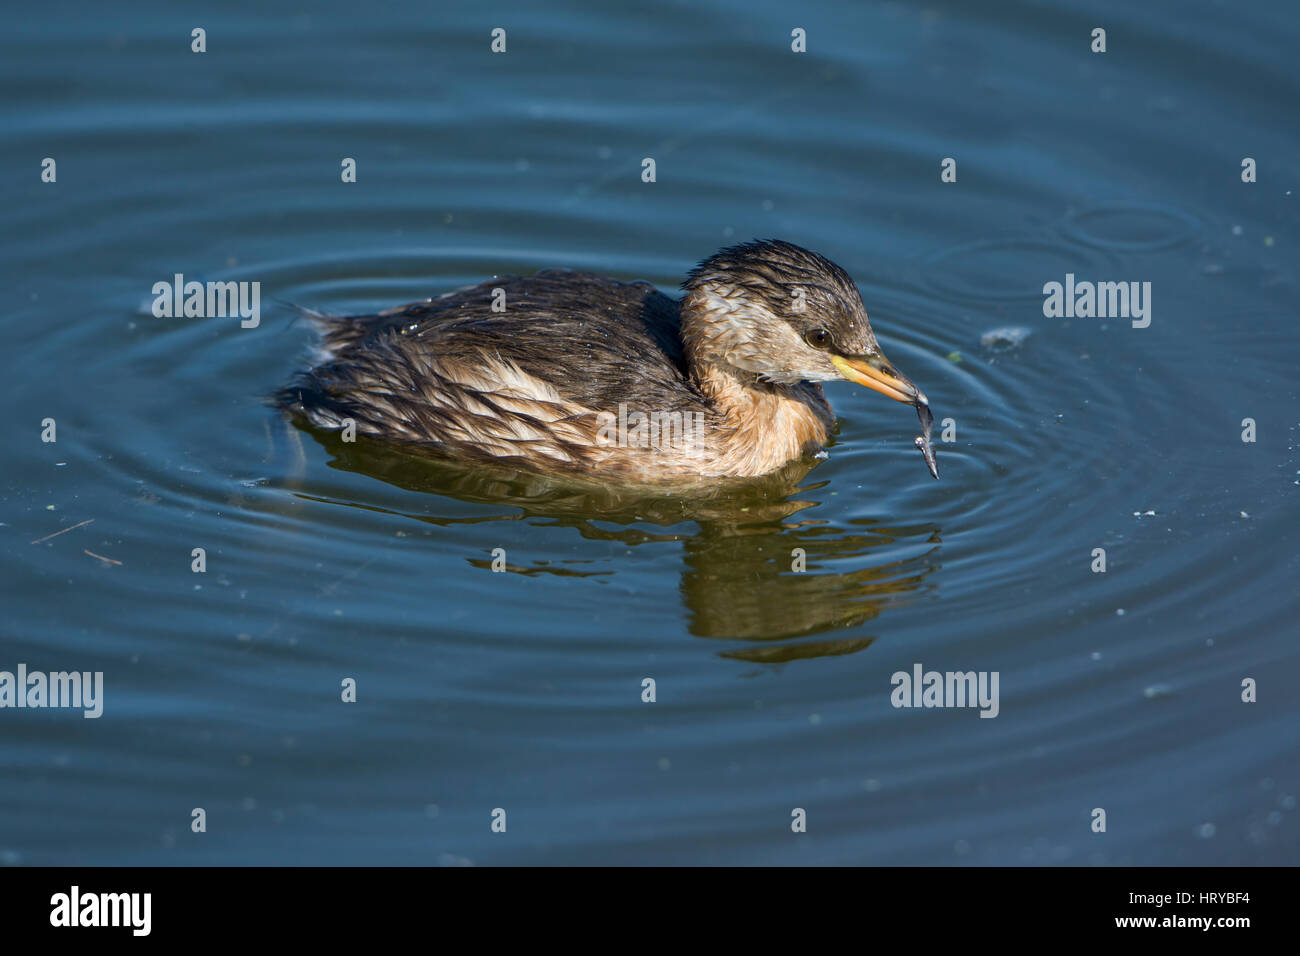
top-left (682, 239), bottom-right (926, 405)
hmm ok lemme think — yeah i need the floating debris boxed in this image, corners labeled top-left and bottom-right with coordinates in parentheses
top-left (30, 518), bottom-right (93, 545)
top-left (979, 326), bottom-right (1033, 351)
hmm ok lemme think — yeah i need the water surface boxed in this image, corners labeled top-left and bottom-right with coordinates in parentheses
top-left (1, 0), bottom-right (1297, 864)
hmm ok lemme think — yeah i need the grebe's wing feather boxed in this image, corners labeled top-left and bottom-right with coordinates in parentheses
top-left (314, 271), bottom-right (700, 413)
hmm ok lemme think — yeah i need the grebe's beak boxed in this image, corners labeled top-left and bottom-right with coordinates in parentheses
top-left (831, 350), bottom-right (940, 481)
top-left (830, 353), bottom-right (928, 406)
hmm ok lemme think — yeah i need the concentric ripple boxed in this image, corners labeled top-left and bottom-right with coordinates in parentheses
top-left (2, 0), bottom-right (1296, 868)
top-left (916, 236), bottom-right (1118, 303)
top-left (1061, 201), bottom-right (1203, 252)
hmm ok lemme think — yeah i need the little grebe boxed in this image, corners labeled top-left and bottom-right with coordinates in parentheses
top-left (275, 240), bottom-right (937, 481)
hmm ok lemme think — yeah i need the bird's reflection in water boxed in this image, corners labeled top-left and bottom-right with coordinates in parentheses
top-left (284, 427), bottom-right (942, 663)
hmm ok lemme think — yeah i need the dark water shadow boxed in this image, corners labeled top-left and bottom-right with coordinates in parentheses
top-left (283, 425), bottom-right (942, 662)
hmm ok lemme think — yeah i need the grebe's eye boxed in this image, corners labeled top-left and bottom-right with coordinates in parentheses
top-left (805, 328), bottom-right (831, 350)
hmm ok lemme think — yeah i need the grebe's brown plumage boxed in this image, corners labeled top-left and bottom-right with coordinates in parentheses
top-left (275, 240), bottom-right (932, 481)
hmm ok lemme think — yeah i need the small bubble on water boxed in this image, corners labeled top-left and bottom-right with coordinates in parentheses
top-left (1196, 822), bottom-right (1216, 839)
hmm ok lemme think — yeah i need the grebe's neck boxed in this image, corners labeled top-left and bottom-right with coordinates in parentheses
top-left (680, 284), bottom-right (751, 376)
top-left (690, 363), bottom-right (833, 475)
top-left (677, 288), bottom-right (835, 473)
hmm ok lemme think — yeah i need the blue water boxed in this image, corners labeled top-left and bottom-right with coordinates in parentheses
top-left (1, 0), bottom-right (1297, 864)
